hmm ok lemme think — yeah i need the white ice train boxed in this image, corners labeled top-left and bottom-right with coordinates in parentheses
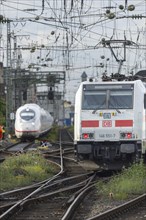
top-left (74, 79), bottom-right (146, 170)
top-left (15, 103), bottom-right (53, 140)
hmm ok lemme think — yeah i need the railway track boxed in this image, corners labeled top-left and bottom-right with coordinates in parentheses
top-left (83, 193), bottom-right (146, 220)
top-left (0, 128), bottom-right (95, 219)
top-left (0, 141), bottom-right (36, 163)
top-left (0, 128), bottom-right (145, 220)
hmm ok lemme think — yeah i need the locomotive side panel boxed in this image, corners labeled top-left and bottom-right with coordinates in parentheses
top-left (74, 85), bottom-right (82, 143)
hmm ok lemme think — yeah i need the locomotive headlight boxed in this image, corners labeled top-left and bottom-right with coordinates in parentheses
top-left (126, 133), bottom-right (132, 139)
top-left (82, 133), bottom-right (94, 139)
top-left (120, 132), bottom-right (135, 139)
top-left (83, 133), bottom-right (89, 139)
top-left (112, 112), bottom-right (117, 116)
top-left (31, 122), bottom-right (35, 125)
top-left (99, 112), bottom-right (103, 117)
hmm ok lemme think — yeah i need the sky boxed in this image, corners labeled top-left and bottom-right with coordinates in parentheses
top-left (0, 0), bottom-right (146, 103)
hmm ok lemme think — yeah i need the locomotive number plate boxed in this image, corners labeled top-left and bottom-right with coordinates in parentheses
top-left (102, 120), bottom-right (112, 127)
top-left (99, 133), bottom-right (116, 138)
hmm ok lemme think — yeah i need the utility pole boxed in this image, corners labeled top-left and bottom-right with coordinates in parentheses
top-left (5, 20), bottom-right (13, 135)
top-left (5, 22), bottom-right (30, 134)
top-left (12, 34), bottom-right (28, 111)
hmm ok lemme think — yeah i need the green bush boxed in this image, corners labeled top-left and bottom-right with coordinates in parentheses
top-left (0, 151), bottom-right (59, 191)
top-left (96, 161), bottom-right (146, 200)
top-left (46, 125), bottom-right (59, 142)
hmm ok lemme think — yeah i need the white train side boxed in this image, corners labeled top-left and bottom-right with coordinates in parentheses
top-left (15, 103), bottom-right (53, 140)
top-left (74, 79), bottom-right (146, 170)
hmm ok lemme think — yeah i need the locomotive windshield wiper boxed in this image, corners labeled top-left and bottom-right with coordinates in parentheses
top-left (92, 108), bottom-right (121, 114)
top-left (108, 101), bottom-right (121, 113)
top-left (92, 109), bottom-right (98, 114)
top-left (115, 109), bottom-right (121, 113)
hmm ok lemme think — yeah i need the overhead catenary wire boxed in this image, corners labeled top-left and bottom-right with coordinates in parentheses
top-left (0, 0), bottom-right (146, 90)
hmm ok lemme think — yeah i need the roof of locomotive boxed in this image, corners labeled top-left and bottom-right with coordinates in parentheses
top-left (81, 79), bottom-right (143, 85)
top-left (75, 79), bottom-right (146, 95)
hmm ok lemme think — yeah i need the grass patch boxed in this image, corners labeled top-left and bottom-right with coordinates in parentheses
top-left (45, 125), bottom-right (60, 142)
top-left (0, 151), bottom-right (60, 191)
top-left (39, 125), bottom-right (74, 143)
top-left (96, 161), bottom-right (146, 200)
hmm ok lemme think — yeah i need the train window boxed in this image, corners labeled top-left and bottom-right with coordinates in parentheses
top-left (20, 110), bottom-right (35, 121)
top-left (82, 89), bottom-right (133, 110)
top-left (82, 91), bottom-right (106, 110)
top-left (109, 90), bottom-right (133, 109)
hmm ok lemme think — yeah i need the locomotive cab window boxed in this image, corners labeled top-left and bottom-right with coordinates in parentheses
top-left (82, 91), bottom-right (106, 110)
top-left (20, 109), bottom-right (35, 121)
top-left (109, 90), bottom-right (133, 109)
top-left (82, 84), bottom-right (133, 110)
